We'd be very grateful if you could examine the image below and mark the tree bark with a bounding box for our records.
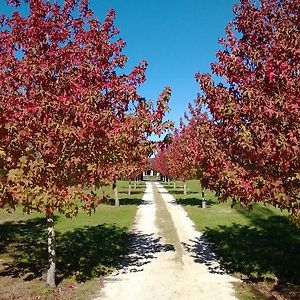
[183,181,187,196]
[173,180,176,189]
[113,180,119,206]
[46,210,56,288]
[128,180,131,195]
[200,184,205,202]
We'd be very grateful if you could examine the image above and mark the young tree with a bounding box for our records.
[0,0,170,287]
[99,88,171,204]
[165,123,198,194]
[152,148,171,181]
[195,0,300,222]
[153,109,213,196]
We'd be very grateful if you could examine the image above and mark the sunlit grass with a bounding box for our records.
[163,179,300,299]
[0,180,146,231]
[161,179,288,231]
[0,180,146,299]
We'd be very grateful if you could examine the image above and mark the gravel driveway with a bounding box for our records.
[94,182,238,300]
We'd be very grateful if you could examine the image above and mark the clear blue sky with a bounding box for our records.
[90,0,237,129]
[1,0,237,129]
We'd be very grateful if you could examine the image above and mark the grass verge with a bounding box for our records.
[0,180,146,300]
[162,180,300,300]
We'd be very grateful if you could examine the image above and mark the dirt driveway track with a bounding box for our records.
[94,182,238,300]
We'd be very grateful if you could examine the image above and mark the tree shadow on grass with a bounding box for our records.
[0,217,48,279]
[0,218,130,282]
[0,217,174,284]
[203,215,300,296]
[119,198,144,205]
[56,224,132,282]
[175,197,216,207]
[104,197,144,206]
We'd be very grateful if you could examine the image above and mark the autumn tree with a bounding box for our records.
[194,0,300,222]
[99,88,171,204]
[0,0,170,287]
[166,123,199,193]
[153,109,212,196]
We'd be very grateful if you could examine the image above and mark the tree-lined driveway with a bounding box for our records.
[94,182,238,300]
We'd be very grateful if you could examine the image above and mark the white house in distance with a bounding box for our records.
[142,158,160,178]
[143,169,160,177]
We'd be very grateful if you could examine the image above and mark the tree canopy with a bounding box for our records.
[154,0,300,223]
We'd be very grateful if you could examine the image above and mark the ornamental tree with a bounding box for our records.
[185,104,237,201]
[153,107,214,196]
[0,0,170,287]
[152,148,171,181]
[99,87,172,204]
[195,0,300,222]
[152,133,174,182]
[164,123,198,193]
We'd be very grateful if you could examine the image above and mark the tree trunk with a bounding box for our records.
[134,179,137,189]
[113,180,119,206]
[173,180,176,189]
[46,210,56,288]
[183,181,187,196]
[128,180,131,195]
[200,184,205,202]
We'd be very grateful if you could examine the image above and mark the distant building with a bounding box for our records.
[142,157,160,178]
[143,169,159,177]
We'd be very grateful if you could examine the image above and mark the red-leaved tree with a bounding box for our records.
[164,123,198,193]
[0,0,171,287]
[194,0,300,222]
[100,88,172,204]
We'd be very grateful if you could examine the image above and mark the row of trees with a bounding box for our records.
[0,0,171,287]
[154,0,300,223]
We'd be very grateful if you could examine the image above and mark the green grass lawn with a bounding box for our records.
[161,179,289,230]
[0,180,146,300]
[162,180,300,300]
